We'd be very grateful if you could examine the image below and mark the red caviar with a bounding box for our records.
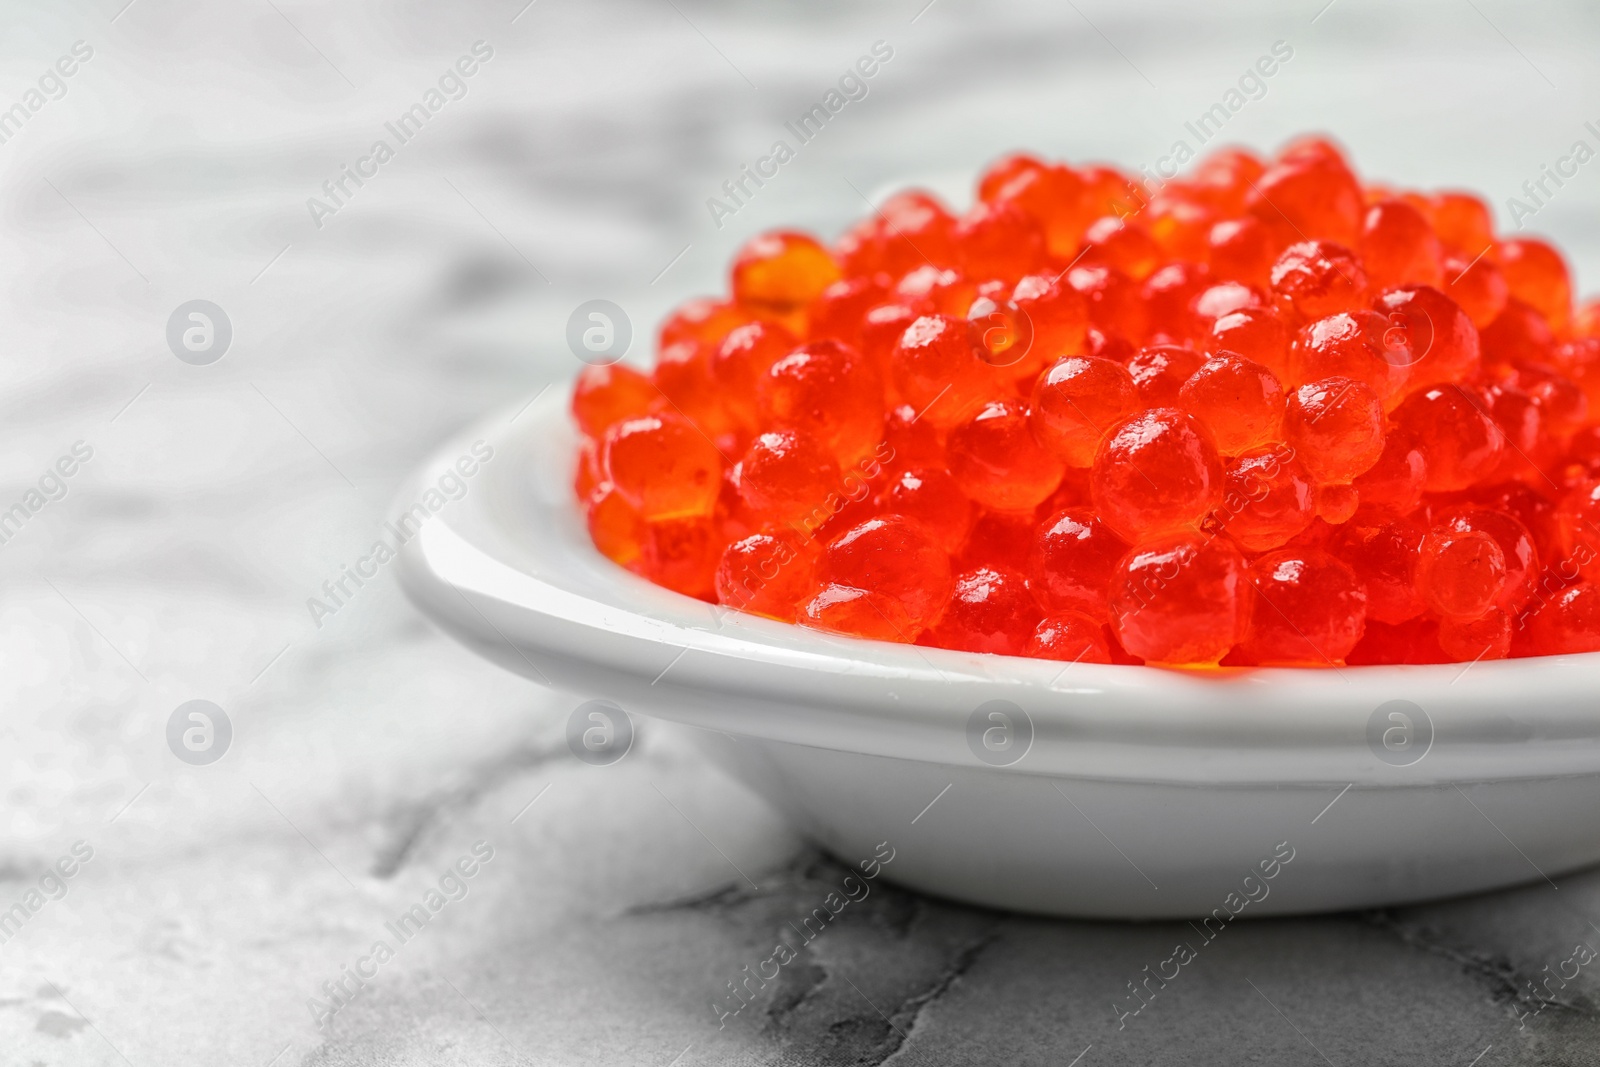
[571,137,1600,663]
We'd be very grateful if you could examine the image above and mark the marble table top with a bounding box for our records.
[4,0,1600,1063]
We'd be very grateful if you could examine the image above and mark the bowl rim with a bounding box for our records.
[397,388,1600,786]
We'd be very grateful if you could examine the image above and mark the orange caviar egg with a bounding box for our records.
[1271,240,1369,322]
[1350,429,1426,520]
[954,200,1046,284]
[653,339,739,442]
[982,158,1090,257]
[1441,252,1510,329]
[801,584,915,641]
[1360,199,1443,291]
[1028,611,1113,663]
[1143,262,1212,341]
[640,515,719,599]
[603,414,722,520]
[1218,445,1315,552]
[1436,507,1539,612]
[1314,483,1360,525]
[1290,310,1411,404]
[947,399,1064,511]
[1283,377,1385,482]
[1373,285,1482,390]
[1081,216,1163,280]
[732,231,841,313]
[1190,281,1264,330]
[1069,264,1147,344]
[713,321,797,421]
[1575,297,1600,339]
[1417,525,1506,618]
[1030,507,1129,616]
[837,190,959,278]
[1127,344,1204,406]
[659,297,746,349]
[1029,355,1140,467]
[1242,549,1367,665]
[1010,272,1089,372]
[1439,608,1512,661]
[571,362,656,438]
[966,294,1037,376]
[1428,191,1494,254]
[1519,582,1600,655]
[1178,354,1285,454]
[1248,153,1364,248]
[1208,216,1277,289]
[586,483,645,566]
[736,429,841,527]
[890,313,991,429]
[807,277,886,351]
[1329,520,1426,624]
[877,466,973,551]
[894,265,975,316]
[715,530,817,621]
[1145,193,1216,264]
[757,340,884,464]
[1208,306,1291,380]
[1390,386,1505,492]
[922,566,1041,655]
[1495,237,1571,333]
[817,516,952,632]
[1110,533,1249,666]
[1091,408,1223,542]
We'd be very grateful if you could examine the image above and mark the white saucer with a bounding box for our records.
[397,388,1600,918]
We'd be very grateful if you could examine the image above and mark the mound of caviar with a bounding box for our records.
[572,136,1600,666]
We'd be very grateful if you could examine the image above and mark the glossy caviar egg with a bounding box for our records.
[1208,306,1291,381]
[1109,533,1249,666]
[1290,311,1411,406]
[890,314,991,429]
[1030,507,1130,615]
[1029,356,1140,467]
[1417,525,1506,619]
[1248,154,1364,248]
[736,429,841,525]
[732,230,841,312]
[817,516,952,632]
[1328,519,1426,624]
[1127,344,1204,406]
[1495,238,1571,333]
[1242,549,1368,665]
[922,566,1042,655]
[603,414,723,520]
[715,530,818,621]
[948,399,1065,511]
[713,320,797,424]
[1217,445,1315,552]
[571,362,657,438]
[1389,386,1505,492]
[1178,354,1285,454]
[1028,611,1113,664]
[1270,240,1369,322]
[1283,377,1385,483]
[1091,408,1224,543]
[954,200,1046,284]
[876,466,973,551]
[1360,199,1443,291]
[757,339,884,465]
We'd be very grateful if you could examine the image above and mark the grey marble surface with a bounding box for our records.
[5,0,1600,1063]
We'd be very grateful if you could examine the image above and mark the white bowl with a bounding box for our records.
[398,389,1600,919]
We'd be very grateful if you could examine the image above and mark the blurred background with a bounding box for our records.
[5,1,1600,1063]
